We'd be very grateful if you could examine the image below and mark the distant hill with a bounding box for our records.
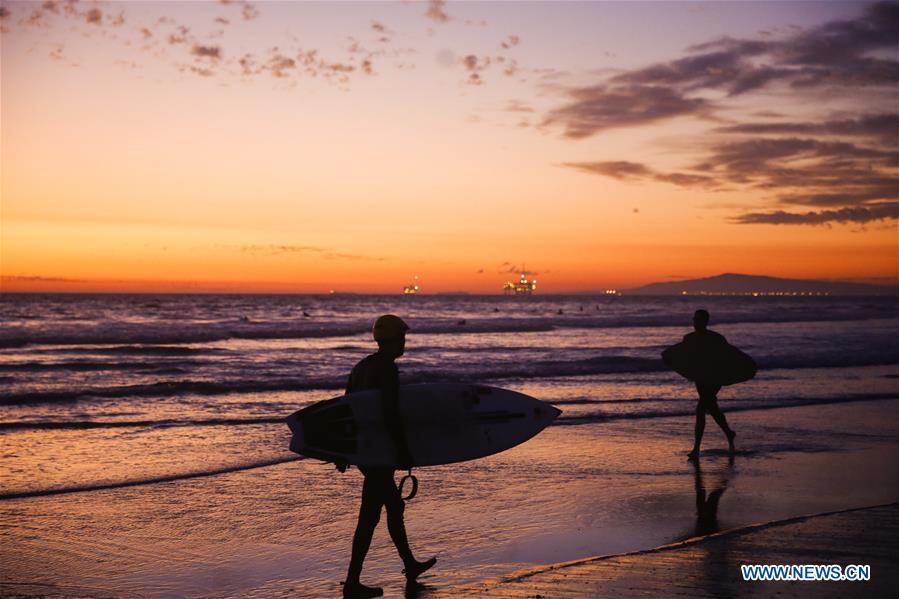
[627,273,898,296]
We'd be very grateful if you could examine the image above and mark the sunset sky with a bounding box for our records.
[1,0,897,293]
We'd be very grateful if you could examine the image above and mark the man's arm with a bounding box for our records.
[381,365,413,469]
[345,373,354,395]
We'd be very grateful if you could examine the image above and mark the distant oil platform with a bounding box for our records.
[403,275,420,295]
[503,269,537,295]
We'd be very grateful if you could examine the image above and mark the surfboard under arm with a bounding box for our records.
[286,383,561,468]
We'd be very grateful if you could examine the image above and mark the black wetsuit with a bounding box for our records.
[682,329,728,407]
[344,351,414,582]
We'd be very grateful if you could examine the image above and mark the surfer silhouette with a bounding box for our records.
[682,310,737,460]
[340,314,436,599]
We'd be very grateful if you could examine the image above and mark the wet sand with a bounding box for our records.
[435,502,899,598]
[2,398,897,597]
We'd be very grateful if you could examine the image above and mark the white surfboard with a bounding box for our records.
[286,383,561,468]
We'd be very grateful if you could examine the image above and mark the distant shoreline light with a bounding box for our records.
[679,291,832,297]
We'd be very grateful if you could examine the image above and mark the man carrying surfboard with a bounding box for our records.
[673,310,737,460]
[340,314,436,599]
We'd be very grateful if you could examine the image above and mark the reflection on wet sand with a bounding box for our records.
[693,457,736,599]
[692,456,734,539]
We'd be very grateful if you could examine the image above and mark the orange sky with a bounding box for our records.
[1,1,897,293]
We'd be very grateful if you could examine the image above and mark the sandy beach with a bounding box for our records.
[3,394,897,598]
[437,502,899,598]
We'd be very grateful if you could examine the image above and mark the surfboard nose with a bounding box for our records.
[534,402,562,423]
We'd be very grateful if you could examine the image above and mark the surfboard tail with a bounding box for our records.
[286,413,305,454]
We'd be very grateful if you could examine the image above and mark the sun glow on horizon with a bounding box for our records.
[1,1,896,293]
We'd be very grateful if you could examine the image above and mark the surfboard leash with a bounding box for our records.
[399,469,418,501]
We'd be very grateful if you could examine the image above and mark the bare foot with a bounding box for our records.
[404,557,437,582]
[342,581,383,599]
[727,430,737,453]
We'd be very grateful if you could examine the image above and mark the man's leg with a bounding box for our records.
[381,473,437,581]
[345,470,386,597]
[381,476,414,565]
[704,388,736,452]
[689,400,706,459]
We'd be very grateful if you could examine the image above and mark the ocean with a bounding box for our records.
[2,293,898,597]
